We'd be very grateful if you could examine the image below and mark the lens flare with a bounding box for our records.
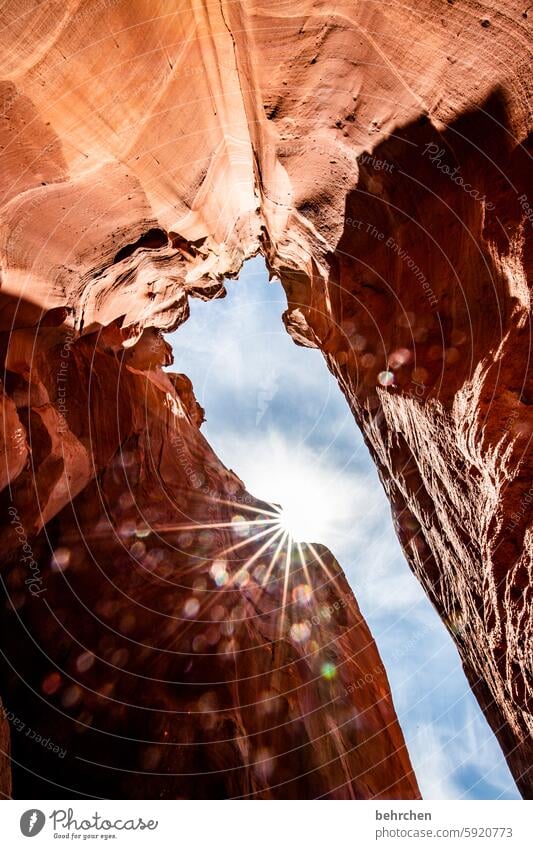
[321,661,337,680]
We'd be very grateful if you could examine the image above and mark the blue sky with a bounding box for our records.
[166,256,519,800]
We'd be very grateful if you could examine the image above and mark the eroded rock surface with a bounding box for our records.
[0,309,418,798]
[0,0,531,796]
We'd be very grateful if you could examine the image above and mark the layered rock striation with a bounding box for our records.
[0,0,531,797]
[0,306,418,798]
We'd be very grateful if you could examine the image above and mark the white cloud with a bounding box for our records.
[408,722,461,799]
[166,257,520,800]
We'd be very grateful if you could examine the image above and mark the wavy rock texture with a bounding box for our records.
[0,0,531,797]
[0,310,418,799]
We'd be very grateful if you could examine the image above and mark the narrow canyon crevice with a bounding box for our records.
[0,0,531,798]
[0,290,419,799]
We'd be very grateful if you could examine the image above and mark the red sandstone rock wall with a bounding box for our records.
[0,0,531,797]
[0,310,418,798]
[0,700,11,798]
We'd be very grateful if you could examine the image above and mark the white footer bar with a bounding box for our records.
[2,800,531,848]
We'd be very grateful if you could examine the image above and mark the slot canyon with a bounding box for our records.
[0,0,531,799]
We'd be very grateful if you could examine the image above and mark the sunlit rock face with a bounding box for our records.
[0,310,418,799]
[0,0,531,797]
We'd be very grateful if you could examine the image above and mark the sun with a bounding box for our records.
[209,432,357,548]
[273,492,329,543]
[239,435,343,544]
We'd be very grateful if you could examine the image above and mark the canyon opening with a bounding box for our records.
[166,256,519,799]
[0,0,531,818]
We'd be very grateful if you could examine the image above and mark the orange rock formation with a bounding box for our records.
[0,308,419,798]
[0,0,531,797]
